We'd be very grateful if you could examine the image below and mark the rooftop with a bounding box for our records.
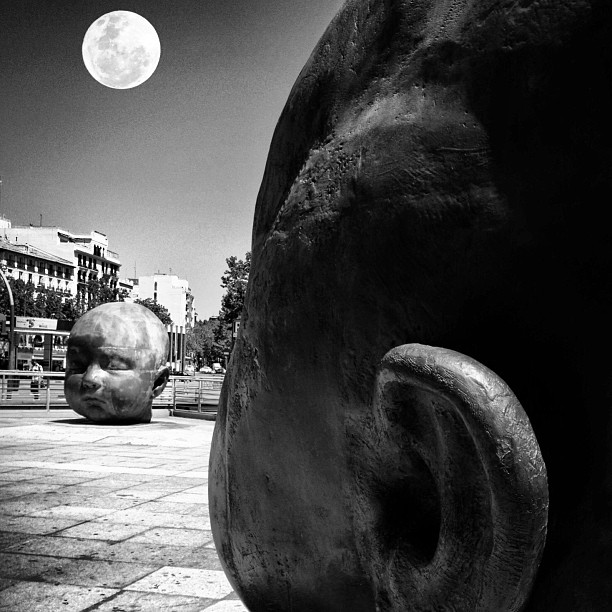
[0,239,74,267]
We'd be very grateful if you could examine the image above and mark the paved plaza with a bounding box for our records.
[0,409,248,611]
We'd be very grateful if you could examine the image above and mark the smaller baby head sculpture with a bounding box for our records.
[65,302,169,423]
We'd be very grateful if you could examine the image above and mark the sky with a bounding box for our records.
[0,0,345,319]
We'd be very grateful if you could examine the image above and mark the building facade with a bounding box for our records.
[1,224,121,303]
[0,239,76,370]
[1,220,123,370]
[132,273,195,330]
[0,239,75,296]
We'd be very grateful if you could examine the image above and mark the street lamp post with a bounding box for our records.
[0,259,16,369]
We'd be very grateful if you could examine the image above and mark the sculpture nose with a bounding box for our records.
[82,363,104,390]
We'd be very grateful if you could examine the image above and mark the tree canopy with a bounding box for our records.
[184,251,250,369]
[0,277,129,324]
[1,279,79,321]
[186,318,231,368]
[219,252,251,325]
[134,298,173,326]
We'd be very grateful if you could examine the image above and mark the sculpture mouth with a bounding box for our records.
[81,396,108,409]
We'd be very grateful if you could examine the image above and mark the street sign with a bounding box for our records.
[15,316,58,331]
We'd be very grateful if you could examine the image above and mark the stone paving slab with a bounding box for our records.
[128,526,213,547]
[89,589,216,612]
[125,566,238,600]
[136,500,208,516]
[0,411,248,611]
[7,534,121,560]
[0,515,80,535]
[0,532,31,550]
[205,602,250,612]
[0,582,119,612]
[94,507,209,530]
[163,491,209,504]
[54,521,151,542]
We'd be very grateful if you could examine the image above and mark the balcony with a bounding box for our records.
[105,249,120,264]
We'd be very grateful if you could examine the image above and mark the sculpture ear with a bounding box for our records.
[152,365,170,398]
[359,344,548,611]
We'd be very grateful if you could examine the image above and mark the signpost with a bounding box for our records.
[0,260,16,369]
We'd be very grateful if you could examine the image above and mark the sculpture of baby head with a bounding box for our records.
[210,0,612,610]
[65,302,169,424]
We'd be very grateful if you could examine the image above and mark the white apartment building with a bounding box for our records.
[0,239,75,294]
[1,223,121,302]
[133,274,195,330]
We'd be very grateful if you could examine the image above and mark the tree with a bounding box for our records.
[33,289,47,317]
[134,298,173,326]
[60,296,82,322]
[186,319,216,368]
[12,279,36,317]
[0,278,14,316]
[196,251,251,365]
[0,279,41,317]
[185,317,233,368]
[116,287,130,302]
[212,318,233,360]
[86,278,118,310]
[44,288,64,320]
[219,252,251,325]
[0,276,128,325]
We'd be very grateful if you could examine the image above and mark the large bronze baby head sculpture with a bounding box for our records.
[65,302,169,424]
[210,0,612,610]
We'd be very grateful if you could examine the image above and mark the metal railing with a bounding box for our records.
[0,371,65,410]
[0,371,224,412]
[158,374,225,415]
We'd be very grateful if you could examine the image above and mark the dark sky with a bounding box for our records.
[0,0,344,317]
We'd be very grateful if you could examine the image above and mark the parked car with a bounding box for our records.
[199,366,214,374]
[212,363,226,374]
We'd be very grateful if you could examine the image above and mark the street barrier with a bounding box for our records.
[0,371,224,413]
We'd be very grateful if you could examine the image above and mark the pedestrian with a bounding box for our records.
[30,360,43,401]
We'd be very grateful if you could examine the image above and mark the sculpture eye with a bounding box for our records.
[104,355,132,370]
[66,348,87,374]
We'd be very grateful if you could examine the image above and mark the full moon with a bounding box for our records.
[82,11,161,89]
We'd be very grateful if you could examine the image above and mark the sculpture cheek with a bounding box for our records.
[108,373,154,414]
[64,373,83,397]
